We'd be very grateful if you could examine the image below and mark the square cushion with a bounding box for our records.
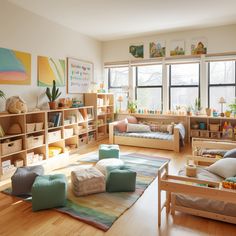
[106,166,136,192]
[11,165,44,196]
[71,167,105,196]
[126,123,151,133]
[32,174,67,211]
[207,158,236,178]
[99,144,120,160]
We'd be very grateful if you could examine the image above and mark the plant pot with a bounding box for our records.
[48,101,57,110]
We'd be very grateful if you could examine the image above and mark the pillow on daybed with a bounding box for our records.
[126,116,138,124]
[207,158,236,178]
[223,148,236,158]
[115,119,128,133]
[126,123,151,133]
[149,123,174,134]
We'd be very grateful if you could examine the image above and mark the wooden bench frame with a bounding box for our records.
[158,162,236,227]
[109,122,180,152]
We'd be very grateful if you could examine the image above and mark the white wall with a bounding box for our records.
[103,24,236,62]
[0,1,102,111]
[102,25,236,111]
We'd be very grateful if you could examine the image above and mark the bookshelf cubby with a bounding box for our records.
[84,93,114,140]
[0,106,95,180]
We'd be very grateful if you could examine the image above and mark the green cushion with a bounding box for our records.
[99,144,120,160]
[32,174,67,211]
[106,167,136,192]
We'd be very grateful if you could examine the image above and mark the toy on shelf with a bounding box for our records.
[222,177,236,190]
[222,122,233,139]
[6,96,28,114]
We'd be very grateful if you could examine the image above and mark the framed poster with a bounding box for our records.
[67,57,93,93]
[191,37,207,55]
[129,44,144,59]
[170,40,185,56]
[38,56,65,87]
[0,47,31,85]
[149,41,166,58]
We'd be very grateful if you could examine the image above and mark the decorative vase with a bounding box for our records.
[48,101,57,110]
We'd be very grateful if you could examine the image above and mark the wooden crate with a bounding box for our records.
[210,132,221,139]
[1,139,22,156]
[26,135,44,149]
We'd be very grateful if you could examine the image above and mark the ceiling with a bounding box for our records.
[8,0,236,41]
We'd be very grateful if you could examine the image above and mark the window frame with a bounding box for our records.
[135,65,163,110]
[107,66,129,89]
[169,63,200,109]
[208,61,236,108]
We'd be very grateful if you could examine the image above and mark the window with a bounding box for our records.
[169,63,200,109]
[208,61,236,111]
[135,65,162,110]
[107,67,129,111]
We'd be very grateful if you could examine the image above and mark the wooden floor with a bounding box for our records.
[0,142,236,236]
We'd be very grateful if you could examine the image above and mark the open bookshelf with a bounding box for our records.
[84,93,114,140]
[0,106,95,180]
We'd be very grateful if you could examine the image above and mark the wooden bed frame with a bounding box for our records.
[158,161,236,226]
[109,122,180,152]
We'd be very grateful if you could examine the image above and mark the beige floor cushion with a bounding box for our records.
[95,158,124,176]
[71,167,105,196]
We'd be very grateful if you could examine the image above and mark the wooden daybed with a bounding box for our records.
[109,121,181,152]
[158,139,236,226]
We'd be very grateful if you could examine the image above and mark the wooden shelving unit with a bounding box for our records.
[84,93,114,141]
[188,115,236,142]
[0,106,95,180]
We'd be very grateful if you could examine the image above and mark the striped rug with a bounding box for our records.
[56,153,169,231]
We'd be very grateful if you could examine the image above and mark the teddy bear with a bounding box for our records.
[6,96,28,114]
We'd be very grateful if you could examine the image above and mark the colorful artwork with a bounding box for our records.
[149,41,166,58]
[0,47,31,85]
[67,58,93,93]
[170,40,185,56]
[129,44,144,58]
[38,56,65,87]
[191,38,207,55]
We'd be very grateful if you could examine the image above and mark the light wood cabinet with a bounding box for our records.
[84,93,114,140]
[0,106,95,180]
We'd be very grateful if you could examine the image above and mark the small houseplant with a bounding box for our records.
[194,98,201,115]
[46,80,61,110]
[229,99,236,117]
[127,101,137,113]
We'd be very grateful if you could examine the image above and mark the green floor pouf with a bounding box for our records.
[99,144,120,160]
[32,174,67,211]
[106,166,137,192]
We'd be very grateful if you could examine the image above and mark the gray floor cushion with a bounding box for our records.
[11,165,44,196]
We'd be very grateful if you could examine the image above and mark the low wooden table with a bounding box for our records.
[158,162,236,226]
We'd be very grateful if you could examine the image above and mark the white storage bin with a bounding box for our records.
[48,130,62,143]
[26,135,44,149]
[64,128,74,138]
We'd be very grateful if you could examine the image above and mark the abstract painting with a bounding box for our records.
[170,40,185,56]
[0,47,31,85]
[191,38,207,55]
[67,57,93,93]
[149,41,166,58]
[38,56,65,87]
[129,44,144,58]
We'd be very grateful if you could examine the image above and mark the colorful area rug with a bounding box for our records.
[5,153,169,232]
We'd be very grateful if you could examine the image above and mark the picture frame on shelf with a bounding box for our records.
[67,57,93,94]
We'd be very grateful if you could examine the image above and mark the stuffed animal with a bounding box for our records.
[6,96,28,114]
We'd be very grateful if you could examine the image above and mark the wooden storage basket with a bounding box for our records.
[209,124,220,132]
[26,135,44,149]
[1,139,22,156]
[48,130,62,143]
[26,123,35,133]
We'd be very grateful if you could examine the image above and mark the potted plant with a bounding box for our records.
[194,98,201,115]
[229,99,236,117]
[127,101,137,113]
[46,80,61,110]
[186,105,192,116]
